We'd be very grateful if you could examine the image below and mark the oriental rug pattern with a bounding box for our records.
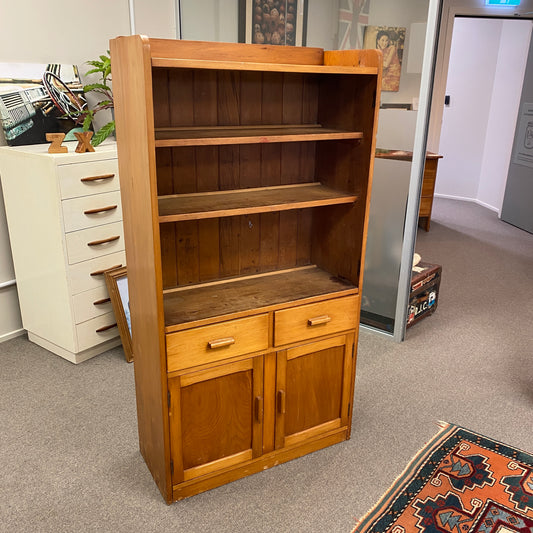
[352,422,533,533]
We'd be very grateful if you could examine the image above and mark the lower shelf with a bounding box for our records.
[163,265,357,332]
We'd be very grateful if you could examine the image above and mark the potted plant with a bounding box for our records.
[77,51,115,146]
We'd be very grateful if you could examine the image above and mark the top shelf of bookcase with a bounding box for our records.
[151,57,379,75]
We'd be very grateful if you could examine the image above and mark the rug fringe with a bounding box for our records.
[351,421,454,533]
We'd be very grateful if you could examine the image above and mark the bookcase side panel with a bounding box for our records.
[110,35,171,502]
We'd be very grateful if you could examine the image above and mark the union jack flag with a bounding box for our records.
[337,0,371,50]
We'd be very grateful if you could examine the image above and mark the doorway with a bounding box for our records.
[435,16,532,213]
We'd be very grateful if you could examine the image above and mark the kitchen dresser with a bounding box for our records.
[110,35,381,502]
[0,141,125,363]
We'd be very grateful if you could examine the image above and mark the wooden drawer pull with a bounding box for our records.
[308,315,332,327]
[80,173,115,183]
[93,297,111,306]
[277,390,286,414]
[207,337,235,349]
[255,396,263,423]
[96,323,117,333]
[87,235,120,247]
[84,205,118,215]
[90,264,122,276]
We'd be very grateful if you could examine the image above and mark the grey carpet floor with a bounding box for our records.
[1,197,532,532]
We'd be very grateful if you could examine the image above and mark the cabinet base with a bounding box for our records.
[170,427,348,502]
[27,332,122,364]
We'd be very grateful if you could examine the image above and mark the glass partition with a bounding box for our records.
[179,0,441,340]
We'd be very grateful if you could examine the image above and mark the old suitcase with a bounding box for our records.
[407,261,441,328]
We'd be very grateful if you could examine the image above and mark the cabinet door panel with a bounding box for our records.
[169,357,263,483]
[275,335,353,449]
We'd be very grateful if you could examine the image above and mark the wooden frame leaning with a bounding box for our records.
[104,266,133,363]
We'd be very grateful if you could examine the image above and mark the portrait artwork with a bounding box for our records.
[363,25,406,92]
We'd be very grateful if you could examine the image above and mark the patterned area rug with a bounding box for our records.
[353,422,533,532]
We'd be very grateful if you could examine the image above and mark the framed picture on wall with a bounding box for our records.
[238,0,308,46]
[104,266,133,363]
[0,63,89,146]
[363,25,406,92]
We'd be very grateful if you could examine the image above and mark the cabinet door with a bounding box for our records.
[275,334,354,449]
[169,356,264,484]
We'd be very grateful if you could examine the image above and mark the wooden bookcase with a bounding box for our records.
[110,36,381,502]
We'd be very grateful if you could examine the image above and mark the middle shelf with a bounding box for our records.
[154,124,364,147]
[158,182,358,223]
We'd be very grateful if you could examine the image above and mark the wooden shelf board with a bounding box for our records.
[152,57,378,75]
[158,183,357,223]
[154,124,363,147]
[163,266,358,332]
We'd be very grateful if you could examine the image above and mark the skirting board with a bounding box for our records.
[433,194,500,215]
[0,328,25,343]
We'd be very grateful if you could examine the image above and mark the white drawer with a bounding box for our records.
[72,285,114,324]
[62,191,123,232]
[76,312,119,351]
[65,221,124,265]
[58,159,120,200]
[68,251,126,294]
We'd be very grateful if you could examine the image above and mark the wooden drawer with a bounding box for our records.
[166,314,269,373]
[68,251,126,294]
[62,190,123,232]
[76,312,119,351]
[72,285,114,324]
[65,221,124,265]
[419,197,433,217]
[58,159,120,200]
[274,295,358,346]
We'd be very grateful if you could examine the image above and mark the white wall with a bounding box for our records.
[478,19,532,211]
[0,1,135,341]
[435,18,531,212]
[369,0,430,106]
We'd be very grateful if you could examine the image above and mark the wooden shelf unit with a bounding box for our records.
[110,36,381,502]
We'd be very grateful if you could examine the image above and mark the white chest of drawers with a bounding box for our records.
[0,141,125,363]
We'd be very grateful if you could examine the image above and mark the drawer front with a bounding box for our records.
[68,251,126,294]
[72,285,114,324]
[419,197,433,217]
[166,314,269,373]
[65,221,124,265]
[62,191,123,232]
[76,312,119,352]
[58,159,120,200]
[274,295,358,346]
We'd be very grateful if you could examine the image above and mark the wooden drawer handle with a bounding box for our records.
[96,323,117,333]
[87,235,120,247]
[277,390,286,414]
[308,315,332,327]
[80,173,115,183]
[84,205,118,215]
[255,396,263,423]
[90,264,122,276]
[93,297,111,306]
[207,337,235,349]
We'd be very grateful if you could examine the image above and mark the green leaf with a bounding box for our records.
[100,55,110,63]
[83,83,111,93]
[86,60,104,69]
[85,67,104,76]
[91,121,115,147]
[82,113,93,131]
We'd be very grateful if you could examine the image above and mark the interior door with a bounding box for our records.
[501,33,533,235]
